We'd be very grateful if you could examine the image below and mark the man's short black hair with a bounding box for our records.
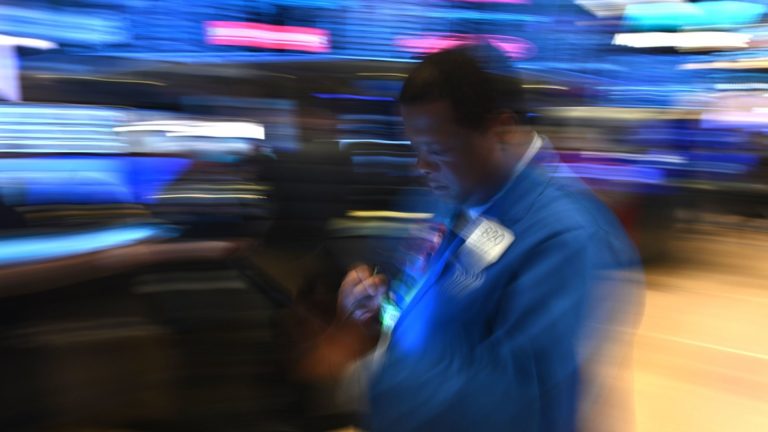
[399,43,528,130]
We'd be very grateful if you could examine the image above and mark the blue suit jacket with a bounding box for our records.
[369,157,641,432]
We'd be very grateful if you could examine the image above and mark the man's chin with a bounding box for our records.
[429,184,451,195]
[429,186,461,204]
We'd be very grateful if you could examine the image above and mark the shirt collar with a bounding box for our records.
[465,132,543,220]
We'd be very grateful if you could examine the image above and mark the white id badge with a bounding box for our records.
[458,217,515,272]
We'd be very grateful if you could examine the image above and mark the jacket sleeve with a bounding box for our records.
[370,227,605,432]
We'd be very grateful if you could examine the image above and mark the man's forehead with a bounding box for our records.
[401,100,454,128]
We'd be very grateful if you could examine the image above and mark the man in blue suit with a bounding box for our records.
[305,45,643,431]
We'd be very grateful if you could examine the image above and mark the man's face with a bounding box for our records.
[402,100,498,204]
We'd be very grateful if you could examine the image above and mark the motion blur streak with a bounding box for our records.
[0,0,765,431]
[345,211,434,219]
[0,34,58,50]
[0,224,176,266]
[36,75,166,86]
[153,194,266,200]
[612,32,752,49]
[205,21,332,53]
[115,120,266,139]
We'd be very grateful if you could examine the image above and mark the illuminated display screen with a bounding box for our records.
[1,0,564,63]
[0,156,192,205]
[205,21,331,53]
[395,33,536,60]
[2,2,622,102]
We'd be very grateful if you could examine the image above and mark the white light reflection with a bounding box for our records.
[153,194,266,200]
[346,210,434,219]
[115,121,265,140]
[613,32,751,49]
[0,34,58,50]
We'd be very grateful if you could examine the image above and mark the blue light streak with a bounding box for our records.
[0,157,191,204]
[624,1,766,31]
[0,224,179,267]
[312,93,395,101]
[548,163,666,184]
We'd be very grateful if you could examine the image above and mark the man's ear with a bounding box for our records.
[495,110,521,128]
[490,110,521,143]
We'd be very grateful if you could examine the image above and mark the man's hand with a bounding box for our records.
[338,263,388,324]
[295,263,387,380]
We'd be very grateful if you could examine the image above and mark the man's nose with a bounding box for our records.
[416,156,437,176]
